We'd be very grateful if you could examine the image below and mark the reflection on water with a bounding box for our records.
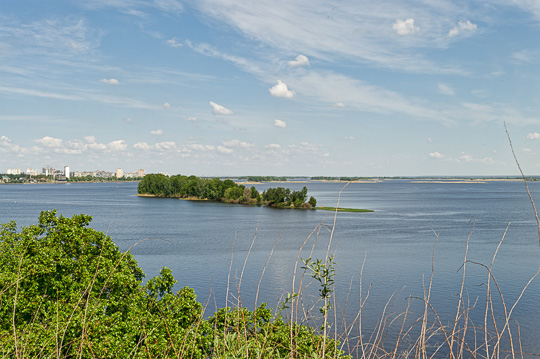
[1,180,539,354]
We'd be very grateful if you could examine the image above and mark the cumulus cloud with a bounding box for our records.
[35,136,63,148]
[223,139,254,148]
[100,78,119,85]
[527,132,540,139]
[150,129,164,135]
[438,83,455,96]
[448,20,477,38]
[84,136,97,143]
[333,102,346,108]
[184,117,198,122]
[393,18,420,35]
[108,140,127,151]
[163,102,171,109]
[217,145,234,154]
[269,80,295,98]
[134,142,151,150]
[429,152,444,159]
[288,54,310,67]
[266,144,281,149]
[166,38,183,47]
[210,101,233,115]
[274,119,287,128]
[154,141,176,151]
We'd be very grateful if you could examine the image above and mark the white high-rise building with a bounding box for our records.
[116,168,124,178]
[64,166,70,179]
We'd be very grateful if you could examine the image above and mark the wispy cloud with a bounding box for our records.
[210,101,233,115]
[448,20,477,38]
[438,83,455,96]
[195,0,469,74]
[100,78,119,85]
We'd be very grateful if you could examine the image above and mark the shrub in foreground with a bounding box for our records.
[0,210,348,358]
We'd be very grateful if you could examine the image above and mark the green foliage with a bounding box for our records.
[138,174,317,209]
[0,211,348,358]
[246,176,288,182]
[309,196,317,208]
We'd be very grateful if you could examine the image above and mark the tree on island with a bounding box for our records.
[138,174,315,209]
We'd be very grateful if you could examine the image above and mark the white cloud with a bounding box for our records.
[150,129,164,135]
[162,102,171,109]
[222,139,254,148]
[448,20,477,38]
[269,80,295,98]
[512,49,534,63]
[210,101,233,115]
[100,78,119,85]
[429,152,444,159]
[438,83,455,96]
[527,132,540,139]
[84,136,97,143]
[333,102,346,108]
[134,142,151,150]
[274,119,287,128]
[393,18,420,35]
[288,54,310,67]
[154,141,177,151]
[124,117,132,123]
[166,38,183,47]
[108,140,127,151]
[184,117,198,122]
[344,136,355,140]
[266,144,281,149]
[427,137,433,143]
[35,136,63,148]
[217,145,234,154]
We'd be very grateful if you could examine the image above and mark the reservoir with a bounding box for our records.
[1,180,539,355]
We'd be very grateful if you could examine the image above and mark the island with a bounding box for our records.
[137,173,318,209]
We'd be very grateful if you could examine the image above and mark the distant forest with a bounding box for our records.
[137,174,317,208]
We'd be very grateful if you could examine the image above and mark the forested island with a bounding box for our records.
[137,173,317,209]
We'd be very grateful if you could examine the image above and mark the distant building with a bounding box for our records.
[26,168,39,176]
[64,166,70,179]
[7,168,21,175]
[138,169,145,177]
[42,166,52,176]
[116,168,124,178]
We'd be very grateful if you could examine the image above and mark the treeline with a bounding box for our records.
[68,176,144,182]
[137,174,317,208]
[245,176,288,182]
[311,176,373,181]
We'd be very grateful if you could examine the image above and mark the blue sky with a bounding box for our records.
[1,0,540,176]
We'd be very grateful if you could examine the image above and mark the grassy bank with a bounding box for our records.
[316,206,374,212]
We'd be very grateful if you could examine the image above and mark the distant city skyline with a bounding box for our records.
[1,1,540,176]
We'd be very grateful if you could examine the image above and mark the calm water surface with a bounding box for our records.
[1,180,539,354]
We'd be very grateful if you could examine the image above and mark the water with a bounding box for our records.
[1,180,540,355]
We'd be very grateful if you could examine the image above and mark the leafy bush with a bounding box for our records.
[0,211,348,358]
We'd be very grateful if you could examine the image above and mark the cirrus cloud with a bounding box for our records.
[448,20,477,38]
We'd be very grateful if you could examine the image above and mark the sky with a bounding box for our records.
[1,0,540,177]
